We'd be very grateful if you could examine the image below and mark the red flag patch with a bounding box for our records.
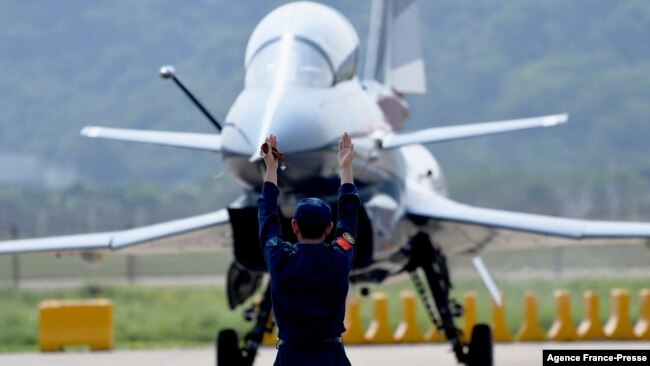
[336,236,353,251]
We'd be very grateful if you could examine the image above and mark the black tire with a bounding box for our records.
[217,329,243,366]
[467,324,493,366]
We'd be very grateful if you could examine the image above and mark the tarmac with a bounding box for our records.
[1,342,648,366]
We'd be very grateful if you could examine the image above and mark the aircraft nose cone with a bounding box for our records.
[224,87,333,159]
[250,101,324,161]
[255,89,329,156]
[266,110,324,151]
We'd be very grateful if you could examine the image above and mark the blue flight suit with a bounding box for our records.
[258,181,360,366]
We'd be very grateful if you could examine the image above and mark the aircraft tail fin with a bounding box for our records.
[363,0,426,94]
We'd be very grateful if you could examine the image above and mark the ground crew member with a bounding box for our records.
[258,132,360,366]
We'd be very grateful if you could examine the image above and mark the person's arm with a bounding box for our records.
[336,132,361,236]
[263,135,279,186]
[334,133,360,267]
[336,132,358,236]
[258,135,282,250]
[334,183,360,270]
[258,181,281,248]
[338,132,354,185]
[335,184,360,239]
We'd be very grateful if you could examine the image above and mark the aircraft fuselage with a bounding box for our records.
[222,81,449,274]
[213,2,451,276]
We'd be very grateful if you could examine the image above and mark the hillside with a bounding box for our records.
[0,0,649,238]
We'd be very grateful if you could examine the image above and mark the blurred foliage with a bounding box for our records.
[0,1,649,237]
[0,174,240,239]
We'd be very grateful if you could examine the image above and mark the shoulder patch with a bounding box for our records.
[265,237,280,247]
[342,232,355,245]
[336,234,354,251]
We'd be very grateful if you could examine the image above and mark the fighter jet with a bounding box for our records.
[2,1,650,365]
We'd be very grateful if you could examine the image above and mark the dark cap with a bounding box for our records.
[294,198,332,226]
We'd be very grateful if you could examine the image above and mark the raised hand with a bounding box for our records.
[338,132,354,185]
[262,134,279,171]
[338,132,354,168]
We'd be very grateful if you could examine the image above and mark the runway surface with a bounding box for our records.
[1,342,648,366]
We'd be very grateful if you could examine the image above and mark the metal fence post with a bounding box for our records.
[10,223,20,288]
[553,247,563,277]
[126,255,136,284]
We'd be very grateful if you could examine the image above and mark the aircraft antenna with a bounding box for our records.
[159,65,223,132]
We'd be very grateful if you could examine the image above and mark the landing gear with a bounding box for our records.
[217,329,243,366]
[403,232,493,366]
[216,283,274,366]
[468,324,493,366]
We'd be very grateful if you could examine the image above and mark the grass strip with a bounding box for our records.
[0,276,648,352]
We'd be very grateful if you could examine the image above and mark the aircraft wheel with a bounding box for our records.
[217,329,243,366]
[467,324,493,366]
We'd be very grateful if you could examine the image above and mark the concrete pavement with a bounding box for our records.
[1,342,648,366]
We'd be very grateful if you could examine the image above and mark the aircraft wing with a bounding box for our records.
[81,126,222,152]
[381,114,568,149]
[0,209,229,255]
[406,178,650,255]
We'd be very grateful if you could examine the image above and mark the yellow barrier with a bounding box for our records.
[365,293,394,343]
[273,287,650,346]
[491,292,513,342]
[515,291,546,341]
[576,291,605,340]
[343,296,366,344]
[243,295,277,346]
[424,324,446,342]
[262,313,278,346]
[634,289,650,340]
[604,288,636,340]
[462,291,477,343]
[547,289,577,341]
[394,291,425,343]
[39,299,113,351]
